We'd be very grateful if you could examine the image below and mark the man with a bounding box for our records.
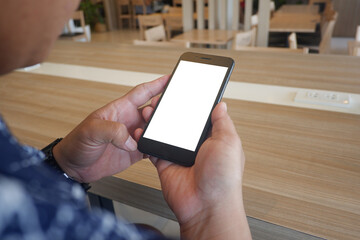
[0,0,251,239]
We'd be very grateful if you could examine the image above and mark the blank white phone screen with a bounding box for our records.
[143,60,228,151]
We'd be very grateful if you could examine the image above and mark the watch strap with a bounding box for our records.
[42,138,90,191]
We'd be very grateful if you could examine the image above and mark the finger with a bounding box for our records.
[133,128,152,158]
[134,128,148,159]
[136,95,160,121]
[153,158,175,173]
[134,128,143,142]
[151,95,161,108]
[90,119,138,152]
[142,106,154,122]
[212,102,245,169]
[134,128,172,170]
[149,156,160,166]
[134,128,161,162]
[126,75,170,108]
[141,95,161,123]
[212,101,228,122]
[211,102,238,141]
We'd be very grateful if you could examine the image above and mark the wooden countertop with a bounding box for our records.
[276,4,320,15]
[0,41,359,240]
[46,41,360,93]
[270,5,321,33]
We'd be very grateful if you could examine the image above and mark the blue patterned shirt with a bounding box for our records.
[0,116,169,240]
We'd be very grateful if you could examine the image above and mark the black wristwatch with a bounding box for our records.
[42,138,90,191]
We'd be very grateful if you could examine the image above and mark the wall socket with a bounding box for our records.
[294,90,351,108]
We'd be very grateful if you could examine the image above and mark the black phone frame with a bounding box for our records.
[138,52,235,167]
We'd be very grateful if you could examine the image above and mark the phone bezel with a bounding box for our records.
[138,52,235,167]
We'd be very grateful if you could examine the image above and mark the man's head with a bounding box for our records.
[0,0,80,75]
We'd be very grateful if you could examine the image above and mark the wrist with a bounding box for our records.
[43,139,90,190]
[180,195,251,240]
[52,140,83,183]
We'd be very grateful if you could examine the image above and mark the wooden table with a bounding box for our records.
[171,29,237,48]
[276,4,320,15]
[150,10,209,24]
[154,11,209,20]
[270,5,321,33]
[348,40,360,56]
[1,41,359,240]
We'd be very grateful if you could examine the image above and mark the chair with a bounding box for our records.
[144,24,167,41]
[164,15,183,39]
[66,11,90,42]
[173,0,182,7]
[304,12,337,54]
[168,7,182,14]
[297,11,337,54]
[132,0,148,27]
[288,32,297,49]
[132,0,147,15]
[270,1,276,17]
[309,0,330,4]
[117,0,133,29]
[233,28,257,49]
[138,14,164,40]
[348,25,360,56]
[356,25,360,42]
[251,14,259,27]
[238,14,258,47]
[318,12,338,54]
[288,32,309,54]
[348,41,360,56]
[309,0,331,13]
[322,1,335,24]
[233,13,258,49]
[296,2,332,46]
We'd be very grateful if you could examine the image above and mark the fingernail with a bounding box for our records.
[125,136,137,151]
[222,102,228,112]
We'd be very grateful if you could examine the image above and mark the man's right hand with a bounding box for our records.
[135,102,252,240]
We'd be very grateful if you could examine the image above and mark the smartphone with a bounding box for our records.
[138,52,234,167]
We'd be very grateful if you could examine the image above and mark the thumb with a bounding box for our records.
[211,102,238,140]
[88,118,138,152]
